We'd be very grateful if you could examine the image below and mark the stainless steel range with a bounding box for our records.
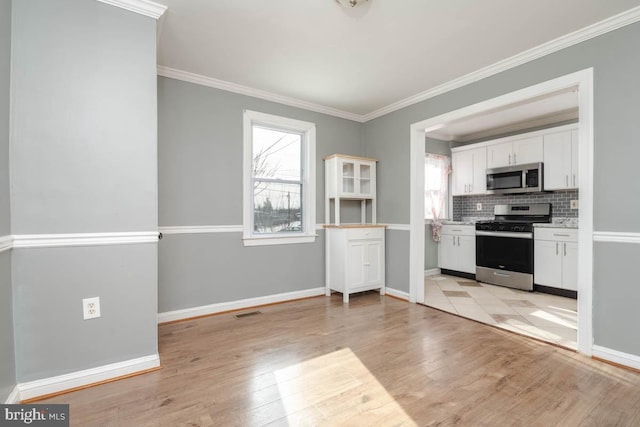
[475,203,552,291]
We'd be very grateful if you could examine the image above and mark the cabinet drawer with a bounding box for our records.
[534,228,578,242]
[441,225,475,237]
[346,227,385,240]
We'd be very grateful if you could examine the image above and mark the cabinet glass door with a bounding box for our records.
[359,163,371,195]
[342,161,355,194]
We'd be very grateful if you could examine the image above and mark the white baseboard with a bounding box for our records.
[592,345,640,370]
[385,287,410,301]
[158,287,326,323]
[4,386,20,404]
[424,268,441,277]
[17,354,160,401]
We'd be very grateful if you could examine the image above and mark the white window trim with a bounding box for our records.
[242,110,317,246]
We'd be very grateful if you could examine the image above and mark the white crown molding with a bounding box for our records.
[159,225,243,235]
[0,235,12,253]
[17,354,160,401]
[157,66,365,123]
[593,231,640,244]
[12,231,158,249]
[158,287,325,323]
[592,345,640,371]
[96,0,167,19]
[4,386,20,404]
[156,6,640,123]
[386,224,410,231]
[363,6,640,121]
[385,287,410,301]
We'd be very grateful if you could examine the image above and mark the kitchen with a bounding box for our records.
[422,89,581,349]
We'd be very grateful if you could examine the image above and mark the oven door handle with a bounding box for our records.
[475,231,533,239]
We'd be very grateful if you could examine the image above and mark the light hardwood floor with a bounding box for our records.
[39,292,640,426]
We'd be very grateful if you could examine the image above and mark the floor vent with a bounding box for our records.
[234,311,262,319]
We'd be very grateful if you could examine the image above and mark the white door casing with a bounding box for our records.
[410,68,594,356]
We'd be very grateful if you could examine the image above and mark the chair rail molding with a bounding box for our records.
[12,231,159,249]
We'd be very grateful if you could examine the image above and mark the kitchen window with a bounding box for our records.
[425,154,451,221]
[242,110,316,246]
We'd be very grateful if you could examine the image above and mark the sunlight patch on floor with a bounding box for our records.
[273,348,418,425]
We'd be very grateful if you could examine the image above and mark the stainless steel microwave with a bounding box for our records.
[486,162,543,194]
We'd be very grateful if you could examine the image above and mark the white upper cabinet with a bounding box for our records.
[543,128,579,190]
[487,136,543,168]
[571,129,579,188]
[451,146,487,196]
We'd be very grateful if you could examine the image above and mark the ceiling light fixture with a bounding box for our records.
[336,0,368,7]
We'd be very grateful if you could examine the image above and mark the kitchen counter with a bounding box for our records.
[441,217,491,225]
[440,220,475,226]
[534,218,578,229]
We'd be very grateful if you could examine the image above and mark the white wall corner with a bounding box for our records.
[0,235,13,253]
[424,268,441,277]
[17,354,160,401]
[4,386,20,404]
[385,287,410,301]
[158,287,326,324]
[592,345,640,371]
[96,0,167,19]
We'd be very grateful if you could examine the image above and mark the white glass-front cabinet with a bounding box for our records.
[325,154,377,225]
[534,227,578,291]
[324,154,384,303]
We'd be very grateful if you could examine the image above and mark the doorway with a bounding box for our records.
[408,69,594,355]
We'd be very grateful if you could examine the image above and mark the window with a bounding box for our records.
[424,154,451,221]
[243,110,316,246]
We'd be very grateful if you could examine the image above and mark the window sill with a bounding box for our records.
[242,234,318,247]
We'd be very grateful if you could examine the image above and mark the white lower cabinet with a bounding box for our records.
[326,226,385,303]
[534,228,578,291]
[438,225,476,274]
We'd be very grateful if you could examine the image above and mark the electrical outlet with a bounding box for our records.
[570,200,579,209]
[476,203,482,211]
[83,297,101,320]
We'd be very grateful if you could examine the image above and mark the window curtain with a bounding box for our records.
[425,154,451,242]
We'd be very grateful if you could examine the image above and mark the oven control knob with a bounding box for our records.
[513,226,524,232]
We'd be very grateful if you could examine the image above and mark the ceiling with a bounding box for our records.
[426,89,579,143]
[155,0,640,119]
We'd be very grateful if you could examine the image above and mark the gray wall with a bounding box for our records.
[10,0,158,234]
[12,245,158,382]
[0,251,14,401]
[0,0,10,236]
[364,21,640,355]
[158,76,364,312]
[0,0,15,402]
[10,0,159,382]
[424,137,452,269]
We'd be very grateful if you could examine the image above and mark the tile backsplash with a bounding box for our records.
[453,190,579,220]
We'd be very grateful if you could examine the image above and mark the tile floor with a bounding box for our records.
[424,275,578,349]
